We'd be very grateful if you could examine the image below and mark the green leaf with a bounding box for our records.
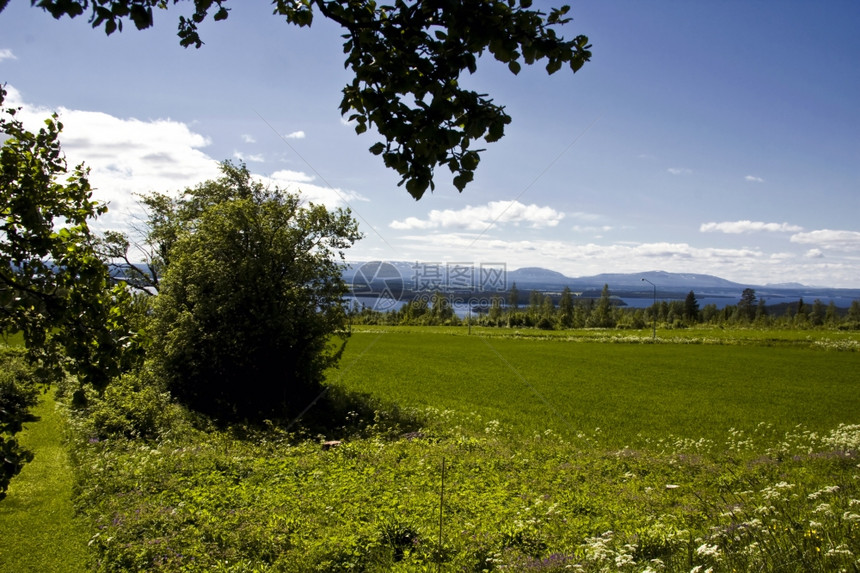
[508,60,521,75]
[405,177,428,200]
[461,151,480,171]
[452,171,473,191]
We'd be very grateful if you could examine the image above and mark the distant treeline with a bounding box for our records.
[348,285,860,330]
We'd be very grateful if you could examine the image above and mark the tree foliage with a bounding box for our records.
[736,288,757,323]
[147,162,361,419]
[29,0,591,199]
[0,86,141,391]
[683,290,699,322]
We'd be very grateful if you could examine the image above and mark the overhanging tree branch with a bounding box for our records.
[26,0,591,199]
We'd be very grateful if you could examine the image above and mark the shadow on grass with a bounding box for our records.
[214,384,427,445]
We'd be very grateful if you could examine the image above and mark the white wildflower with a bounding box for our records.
[825,544,854,559]
[808,485,840,500]
[696,543,721,560]
[761,481,794,500]
[812,503,833,516]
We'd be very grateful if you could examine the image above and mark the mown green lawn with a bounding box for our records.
[0,392,89,572]
[332,328,860,446]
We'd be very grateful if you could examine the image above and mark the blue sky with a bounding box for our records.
[2,1,859,286]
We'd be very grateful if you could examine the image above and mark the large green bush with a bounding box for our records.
[147,162,361,420]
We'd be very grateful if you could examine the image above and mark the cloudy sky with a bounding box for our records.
[2,1,859,286]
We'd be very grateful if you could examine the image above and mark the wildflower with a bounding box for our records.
[695,543,721,560]
[825,544,854,559]
[761,482,794,500]
[808,485,840,500]
[812,503,833,516]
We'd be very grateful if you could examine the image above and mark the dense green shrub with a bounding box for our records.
[145,163,361,420]
[74,371,179,441]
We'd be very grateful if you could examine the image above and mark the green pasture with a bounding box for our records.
[0,393,88,573]
[331,327,860,447]
[66,326,860,571]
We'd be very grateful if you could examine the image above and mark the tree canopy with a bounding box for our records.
[28,0,591,199]
[145,162,362,419]
[0,85,141,391]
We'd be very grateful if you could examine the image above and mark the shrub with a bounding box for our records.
[147,162,361,420]
[77,371,178,441]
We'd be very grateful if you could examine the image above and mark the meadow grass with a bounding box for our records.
[331,327,860,447]
[34,326,860,571]
[0,392,89,572]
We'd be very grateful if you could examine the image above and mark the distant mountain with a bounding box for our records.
[508,267,570,285]
[342,262,860,307]
[570,270,745,290]
[343,262,760,291]
[764,282,806,289]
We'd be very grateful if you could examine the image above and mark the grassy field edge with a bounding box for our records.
[0,391,89,572]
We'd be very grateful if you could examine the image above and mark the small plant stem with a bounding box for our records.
[438,456,445,572]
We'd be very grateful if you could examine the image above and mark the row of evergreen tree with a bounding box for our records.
[349,284,860,330]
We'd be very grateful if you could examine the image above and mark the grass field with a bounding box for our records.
[10,326,860,571]
[0,393,89,572]
[331,327,860,447]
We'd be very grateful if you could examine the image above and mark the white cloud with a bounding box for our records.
[569,211,603,222]
[268,169,315,184]
[4,85,364,233]
[340,117,357,127]
[571,225,613,234]
[241,134,256,143]
[367,230,859,286]
[233,151,265,163]
[745,175,765,182]
[0,49,16,62]
[390,200,564,231]
[284,130,305,139]
[667,167,692,175]
[700,220,803,234]
[790,229,860,251]
[3,87,221,232]
[352,220,860,285]
[264,169,367,208]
